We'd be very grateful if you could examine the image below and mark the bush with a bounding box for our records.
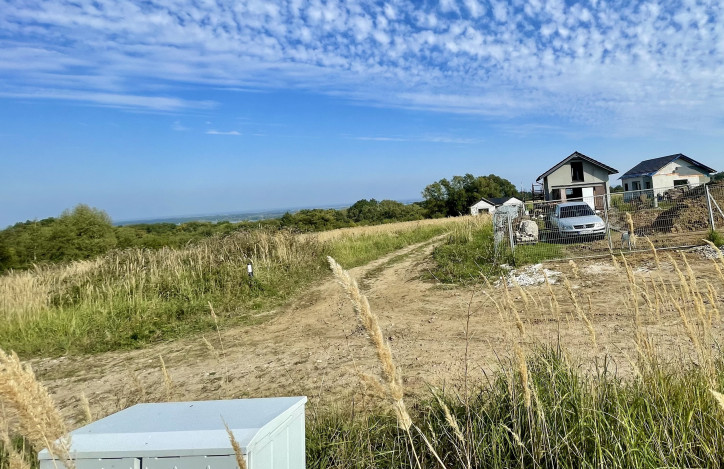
[707,229,724,247]
[430,217,564,283]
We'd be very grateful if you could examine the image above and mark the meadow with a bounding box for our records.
[308,247,724,468]
[3,216,724,468]
[0,218,457,357]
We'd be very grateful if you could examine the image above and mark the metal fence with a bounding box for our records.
[494,182,724,264]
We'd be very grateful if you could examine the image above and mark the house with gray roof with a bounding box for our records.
[620,153,716,199]
[536,151,618,210]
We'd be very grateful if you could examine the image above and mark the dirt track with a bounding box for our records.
[32,238,724,427]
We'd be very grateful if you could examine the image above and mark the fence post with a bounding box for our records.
[706,185,716,231]
[507,214,515,259]
[604,195,613,251]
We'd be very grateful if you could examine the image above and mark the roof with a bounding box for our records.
[489,196,522,205]
[471,197,495,207]
[620,153,717,179]
[536,151,618,182]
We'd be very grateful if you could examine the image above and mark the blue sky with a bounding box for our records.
[1,0,723,227]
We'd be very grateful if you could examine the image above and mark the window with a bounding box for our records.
[560,204,595,218]
[632,181,641,191]
[571,162,584,182]
[624,183,629,191]
[645,181,651,189]
[566,187,583,199]
[674,179,688,186]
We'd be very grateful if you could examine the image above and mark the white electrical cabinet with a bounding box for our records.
[39,397,307,469]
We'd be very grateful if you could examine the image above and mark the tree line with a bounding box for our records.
[0,173,519,272]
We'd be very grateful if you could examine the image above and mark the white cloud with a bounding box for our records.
[0,0,723,130]
[438,0,458,13]
[462,0,483,18]
[206,130,241,135]
[172,120,189,131]
[0,88,216,111]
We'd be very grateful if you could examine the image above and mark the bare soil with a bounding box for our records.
[31,239,724,427]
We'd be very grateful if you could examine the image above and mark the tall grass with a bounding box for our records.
[0,221,460,357]
[310,243,724,468]
[326,220,453,268]
[3,225,724,469]
[431,216,567,283]
[0,229,324,356]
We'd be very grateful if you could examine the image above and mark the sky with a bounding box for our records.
[1,0,723,227]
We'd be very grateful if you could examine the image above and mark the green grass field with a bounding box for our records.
[0,221,457,357]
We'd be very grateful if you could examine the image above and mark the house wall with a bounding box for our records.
[543,160,612,206]
[470,201,495,215]
[620,176,654,201]
[545,160,610,188]
[621,176,653,191]
[621,158,712,199]
[652,158,711,193]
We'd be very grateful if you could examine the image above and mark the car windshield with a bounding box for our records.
[560,205,595,218]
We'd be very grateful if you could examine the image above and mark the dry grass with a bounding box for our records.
[311,243,724,467]
[314,217,473,242]
[0,349,73,469]
[0,218,457,356]
[0,229,318,324]
[0,228,327,356]
[223,420,248,469]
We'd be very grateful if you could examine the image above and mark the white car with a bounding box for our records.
[548,202,606,239]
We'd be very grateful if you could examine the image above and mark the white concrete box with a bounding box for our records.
[39,397,307,469]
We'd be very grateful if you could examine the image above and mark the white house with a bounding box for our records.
[620,154,716,199]
[470,196,524,215]
[470,198,495,215]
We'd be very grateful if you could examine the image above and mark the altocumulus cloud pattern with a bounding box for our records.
[1,0,723,130]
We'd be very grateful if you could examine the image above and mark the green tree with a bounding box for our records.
[44,204,117,261]
[421,181,448,218]
[422,174,519,217]
[347,199,379,223]
[0,240,17,271]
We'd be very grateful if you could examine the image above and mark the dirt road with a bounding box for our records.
[32,239,724,427]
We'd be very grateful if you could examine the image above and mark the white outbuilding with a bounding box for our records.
[470,196,524,215]
[470,197,496,215]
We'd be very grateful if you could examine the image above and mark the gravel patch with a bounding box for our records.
[583,263,619,275]
[686,245,723,260]
[503,263,561,287]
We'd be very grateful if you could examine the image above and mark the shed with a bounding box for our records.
[470,196,524,215]
[470,198,496,215]
[39,397,307,469]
